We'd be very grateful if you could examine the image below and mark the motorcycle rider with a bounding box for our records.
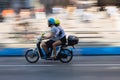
[42,18,66,59]
[52,19,66,59]
[42,18,60,58]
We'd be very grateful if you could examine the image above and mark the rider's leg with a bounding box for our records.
[52,40,62,59]
[42,40,55,58]
[42,42,49,55]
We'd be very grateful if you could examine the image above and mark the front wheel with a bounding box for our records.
[25,49,39,63]
[59,49,73,63]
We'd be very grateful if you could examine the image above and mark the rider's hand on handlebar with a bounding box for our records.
[41,33,45,36]
[41,32,47,39]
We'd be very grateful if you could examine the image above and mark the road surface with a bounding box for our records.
[0,56,120,80]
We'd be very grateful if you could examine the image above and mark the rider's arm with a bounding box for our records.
[44,27,59,39]
[43,32,54,39]
[43,27,57,39]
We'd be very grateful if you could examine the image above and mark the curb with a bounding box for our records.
[0,47,120,56]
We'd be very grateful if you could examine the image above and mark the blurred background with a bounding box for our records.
[0,0,120,48]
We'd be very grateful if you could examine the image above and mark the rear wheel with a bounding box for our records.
[25,49,39,63]
[59,49,73,63]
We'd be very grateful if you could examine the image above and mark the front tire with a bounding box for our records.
[59,49,73,63]
[25,49,39,63]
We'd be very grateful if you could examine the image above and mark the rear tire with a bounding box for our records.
[25,49,39,63]
[59,49,73,63]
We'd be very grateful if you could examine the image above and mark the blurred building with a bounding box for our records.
[77,0,120,6]
[37,0,97,13]
[1,0,120,14]
[0,0,33,13]
[38,0,73,14]
[97,0,120,6]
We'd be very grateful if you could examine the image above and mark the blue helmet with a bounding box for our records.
[48,18,55,25]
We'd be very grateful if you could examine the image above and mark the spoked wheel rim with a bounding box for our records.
[59,49,73,63]
[25,49,39,63]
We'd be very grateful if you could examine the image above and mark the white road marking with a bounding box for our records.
[0,64,120,67]
[106,67,120,70]
[0,65,55,67]
[72,64,120,67]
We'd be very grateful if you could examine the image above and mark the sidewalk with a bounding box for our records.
[0,16,120,48]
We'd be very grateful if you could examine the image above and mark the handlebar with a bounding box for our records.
[41,32,45,37]
[37,32,46,41]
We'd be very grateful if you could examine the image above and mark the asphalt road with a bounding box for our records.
[0,56,120,80]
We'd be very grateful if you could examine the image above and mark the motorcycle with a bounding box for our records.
[25,33,75,63]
